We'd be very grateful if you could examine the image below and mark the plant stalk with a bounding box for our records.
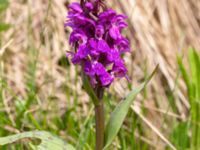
[95,99,104,150]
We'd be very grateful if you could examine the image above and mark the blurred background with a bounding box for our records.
[0,0,200,149]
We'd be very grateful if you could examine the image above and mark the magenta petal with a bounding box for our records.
[116,38,130,53]
[69,2,83,13]
[89,38,98,49]
[85,2,94,10]
[100,72,114,86]
[112,60,127,77]
[84,61,95,75]
[118,22,128,29]
[97,40,110,52]
[72,45,89,64]
[109,26,121,40]
[99,9,116,20]
[95,25,104,39]
[69,30,87,45]
[93,62,106,75]
[107,48,120,62]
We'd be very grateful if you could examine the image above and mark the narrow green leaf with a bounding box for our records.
[188,48,200,149]
[170,122,190,149]
[177,55,192,102]
[104,65,158,149]
[188,48,200,100]
[189,48,197,90]
[0,131,75,150]
[0,23,10,32]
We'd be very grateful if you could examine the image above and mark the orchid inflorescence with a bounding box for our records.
[65,0,130,89]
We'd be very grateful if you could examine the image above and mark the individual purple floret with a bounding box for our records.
[65,0,130,88]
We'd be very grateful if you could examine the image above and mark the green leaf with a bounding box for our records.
[0,131,76,150]
[0,23,10,32]
[188,48,200,100]
[170,122,190,149]
[104,65,158,149]
[0,0,9,12]
[188,48,200,149]
[177,55,192,102]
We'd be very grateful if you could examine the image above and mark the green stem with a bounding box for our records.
[95,99,104,150]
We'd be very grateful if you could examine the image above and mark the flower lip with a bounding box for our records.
[95,25,104,39]
[115,38,130,53]
[109,26,121,40]
[69,30,88,46]
[69,2,83,13]
[98,9,116,20]
[85,2,94,11]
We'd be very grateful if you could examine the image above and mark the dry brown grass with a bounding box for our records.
[1,0,200,149]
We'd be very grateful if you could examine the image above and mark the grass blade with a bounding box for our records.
[188,48,200,149]
[177,55,192,101]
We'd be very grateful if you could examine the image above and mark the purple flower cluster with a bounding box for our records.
[65,0,130,88]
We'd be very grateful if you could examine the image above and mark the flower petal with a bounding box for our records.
[97,40,110,52]
[100,72,114,86]
[109,26,121,40]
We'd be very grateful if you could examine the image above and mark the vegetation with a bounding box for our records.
[0,0,199,149]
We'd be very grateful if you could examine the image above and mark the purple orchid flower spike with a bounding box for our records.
[65,0,130,90]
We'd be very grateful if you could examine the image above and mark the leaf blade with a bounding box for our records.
[104,65,158,149]
[0,131,75,150]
